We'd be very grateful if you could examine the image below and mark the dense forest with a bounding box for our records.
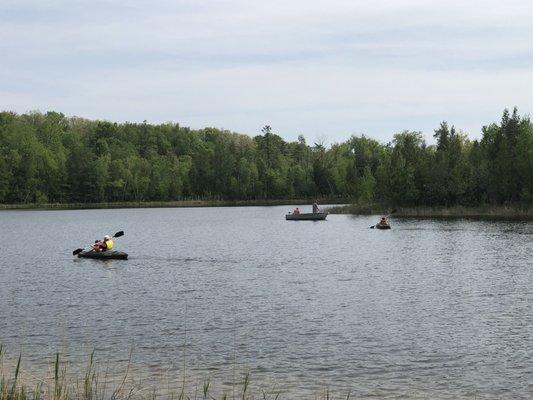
[0,109,531,207]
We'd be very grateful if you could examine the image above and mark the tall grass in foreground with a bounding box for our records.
[0,346,351,400]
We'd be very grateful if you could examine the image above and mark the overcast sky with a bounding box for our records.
[2,0,533,144]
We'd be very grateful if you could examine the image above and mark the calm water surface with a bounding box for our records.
[0,206,532,399]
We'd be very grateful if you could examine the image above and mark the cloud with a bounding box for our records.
[1,0,533,143]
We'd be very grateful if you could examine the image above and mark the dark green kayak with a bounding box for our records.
[77,250,128,260]
[375,223,391,229]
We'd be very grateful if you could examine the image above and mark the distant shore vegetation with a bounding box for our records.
[0,109,531,210]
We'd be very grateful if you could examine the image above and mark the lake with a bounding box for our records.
[0,206,531,399]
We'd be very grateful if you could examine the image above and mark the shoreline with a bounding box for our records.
[0,198,347,211]
[326,204,533,220]
[0,200,531,219]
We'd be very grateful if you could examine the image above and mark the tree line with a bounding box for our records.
[0,109,531,207]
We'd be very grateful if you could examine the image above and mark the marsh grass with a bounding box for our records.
[0,346,353,400]
[327,203,532,219]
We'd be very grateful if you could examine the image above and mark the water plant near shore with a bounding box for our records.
[0,347,352,400]
[327,203,533,219]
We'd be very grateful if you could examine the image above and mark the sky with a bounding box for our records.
[2,0,533,144]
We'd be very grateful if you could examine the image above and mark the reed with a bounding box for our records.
[0,348,352,400]
[327,203,533,219]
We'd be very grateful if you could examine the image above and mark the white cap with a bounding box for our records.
[104,235,111,239]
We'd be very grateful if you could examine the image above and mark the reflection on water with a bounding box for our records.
[0,207,532,399]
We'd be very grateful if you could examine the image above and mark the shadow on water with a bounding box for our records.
[72,258,124,270]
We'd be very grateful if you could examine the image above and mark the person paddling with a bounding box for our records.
[73,231,124,257]
[92,234,114,252]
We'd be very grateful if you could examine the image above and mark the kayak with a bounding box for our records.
[375,223,391,229]
[286,212,328,221]
[77,250,128,260]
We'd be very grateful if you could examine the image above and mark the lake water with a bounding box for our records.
[0,206,532,399]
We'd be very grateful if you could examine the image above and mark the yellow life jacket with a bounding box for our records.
[105,239,114,250]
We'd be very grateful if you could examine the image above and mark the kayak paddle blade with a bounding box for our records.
[73,248,83,256]
[113,231,124,238]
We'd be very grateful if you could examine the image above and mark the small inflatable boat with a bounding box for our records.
[374,222,391,229]
[77,250,128,260]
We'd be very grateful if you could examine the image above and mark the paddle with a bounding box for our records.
[72,231,124,256]
[370,209,397,228]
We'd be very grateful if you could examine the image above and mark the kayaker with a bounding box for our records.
[379,217,388,225]
[312,201,320,214]
[103,235,114,250]
[92,235,113,252]
[293,207,300,215]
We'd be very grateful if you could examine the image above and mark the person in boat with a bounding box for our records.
[379,216,388,226]
[92,235,114,252]
[293,207,300,215]
[312,201,320,214]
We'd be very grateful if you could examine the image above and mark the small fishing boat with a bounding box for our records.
[77,250,128,260]
[286,212,328,221]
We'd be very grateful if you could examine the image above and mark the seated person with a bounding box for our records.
[92,235,113,252]
[293,207,300,215]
